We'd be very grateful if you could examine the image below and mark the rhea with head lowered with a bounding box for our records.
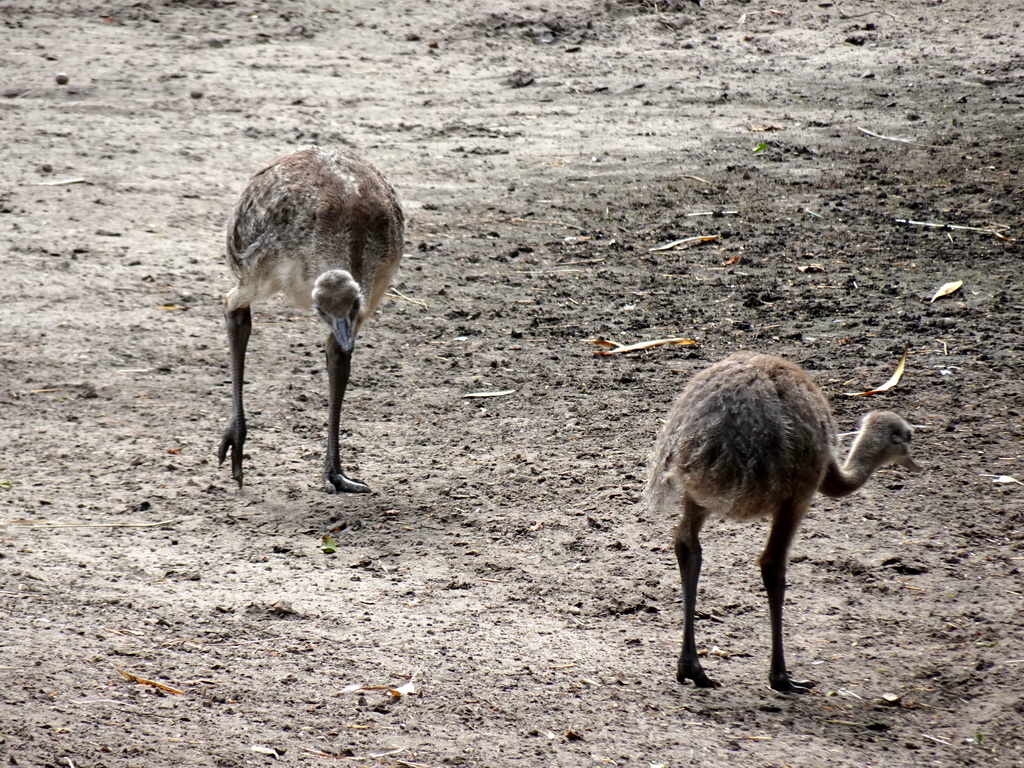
[645,352,921,693]
[218,146,403,493]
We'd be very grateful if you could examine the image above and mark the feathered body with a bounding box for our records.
[224,145,403,325]
[646,352,920,692]
[218,146,403,494]
[647,353,835,521]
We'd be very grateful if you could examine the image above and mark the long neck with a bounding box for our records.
[818,434,882,498]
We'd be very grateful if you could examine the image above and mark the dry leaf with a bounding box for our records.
[929,280,963,302]
[463,389,516,398]
[593,337,698,356]
[845,346,908,397]
[723,255,741,266]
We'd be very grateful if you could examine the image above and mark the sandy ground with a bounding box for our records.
[2,1,1023,766]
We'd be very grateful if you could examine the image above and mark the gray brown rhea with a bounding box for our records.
[218,146,403,494]
[645,352,921,692]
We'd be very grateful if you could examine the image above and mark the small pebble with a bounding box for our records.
[55,73,69,85]
[190,90,204,99]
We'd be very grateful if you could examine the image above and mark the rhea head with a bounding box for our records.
[312,270,362,353]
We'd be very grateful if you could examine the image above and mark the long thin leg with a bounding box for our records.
[759,500,814,693]
[674,497,716,687]
[323,333,370,494]
[218,305,252,487]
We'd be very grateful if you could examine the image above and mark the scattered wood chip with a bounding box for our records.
[929,280,963,303]
[648,235,720,252]
[463,389,516,398]
[879,693,902,706]
[723,255,741,266]
[250,746,280,759]
[593,337,698,356]
[116,668,184,695]
[845,345,908,397]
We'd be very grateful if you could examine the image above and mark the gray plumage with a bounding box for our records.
[218,146,403,494]
[645,352,921,692]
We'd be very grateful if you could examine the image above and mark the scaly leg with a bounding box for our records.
[759,500,814,693]
[675,497,716,687]
[323,333,370,494]
[218,305,252,487]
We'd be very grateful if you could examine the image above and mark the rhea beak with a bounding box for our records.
[332,315,356,354]
[899,454,923,473]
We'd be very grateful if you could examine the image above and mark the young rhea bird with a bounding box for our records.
[218,146,403,494]
[645,352,921,693]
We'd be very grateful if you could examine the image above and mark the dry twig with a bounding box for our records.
[857,127,917,143]
[386,288,428,309]
[11,518,185,529]
[896,218,1014,241]
[463,389,516,398]
[649,235,720,252]
[508,217,583,230]
[593,337,697,355]
[34,178,90,186]
[116,668,185,695]
[676,174,711,184]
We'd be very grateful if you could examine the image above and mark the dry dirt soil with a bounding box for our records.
[2,1,1023,766]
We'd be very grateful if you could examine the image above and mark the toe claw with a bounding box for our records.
[324,471,371,494]
[677,658,719,689]
[218,423,246,486]
[770,675,816,694]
